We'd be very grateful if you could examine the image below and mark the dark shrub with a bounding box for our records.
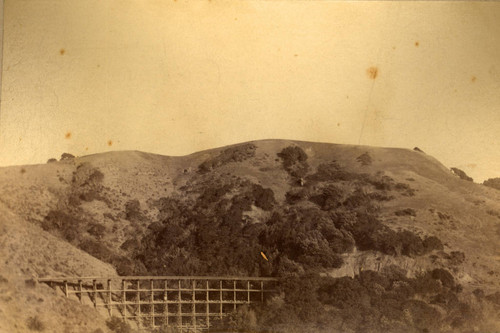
[367,191,394,201]
[394,208,417,217]
[252,184,276,211]
[431,268,455,288]
[277,146,309,179]
[307,161,352,182]
[356,152,372,166]
[198,184,232,205]
[285,188,308,204]
[120,238,140,252]
[277,146,308,168]
[451,167,473,182]
[26,316,45,331]
[395,183,416,196]
[403,299,441,331]
[318,276,369,309]
[87,222,106,240]
[47,158,57,163]
[412,272,443,295]
[423,236,444,252]
[473,288,485,298]
[125,199,142,221]
[399,230,424,256]
[198,143,256,173]
[343,188,372,209]
[309,185,343,210]
[413,147,424,153]
[79,238,115,262]
[41,210,80,242]
[448,251,465,265]
[483,177,500,191]
[60,153,75,160]
[368,174,395,191]
[71,163,105,202]
[106,317,132,333]
[485,291,500,305]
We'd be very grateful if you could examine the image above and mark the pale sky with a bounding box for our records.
[1,1,499,182]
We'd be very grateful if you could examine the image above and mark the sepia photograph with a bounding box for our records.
[0,1,499,332]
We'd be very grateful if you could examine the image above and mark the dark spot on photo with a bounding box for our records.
[367,67,378,80]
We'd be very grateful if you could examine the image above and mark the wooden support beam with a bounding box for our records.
[136,280,141,328]
[219,280,223,320]
[150,279,154,328]
[93,280,97,309]
[122,280,126,322]
[192,280,196,329]
[107,279,112,317]
[233,280,237,311]
[164,280,168,327]
[177,280,182,327]
[78,280,83,304]
[64,280,68,298]
[205,280,210,328]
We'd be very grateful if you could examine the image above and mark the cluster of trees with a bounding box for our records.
[127,169,439,278]
[451,167,473,182]
[483,177,500,191]
[277,146,310,179]
[198,143,257,173]
[252,267,488,333]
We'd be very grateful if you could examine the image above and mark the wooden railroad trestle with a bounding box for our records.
[38,276,278,331]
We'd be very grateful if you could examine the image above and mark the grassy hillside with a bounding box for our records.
[0,201,116,333]
[0,139,499,332]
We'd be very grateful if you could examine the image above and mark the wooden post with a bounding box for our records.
[78,280,83,304]
[178,280,182,327]
[122,280,126,322]
[150,279,154,328]
[137,280,141,327]
[247,281,250,303]
[164,280,168,327]
[192,280,196,329]
[108,279,112,316]
[206,280,210,328]
[93,279,97,309]
[233,280,237,311]
[219,280,223,320]
[64,280,68,298]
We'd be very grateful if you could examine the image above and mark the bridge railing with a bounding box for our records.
[38,276,279,330]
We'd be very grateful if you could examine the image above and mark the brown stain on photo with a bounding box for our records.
[65,132,72,139]
[108,140,113,146]
[60,48,65,55]
[471,76,477,83]
[20,168,26,174]
[366,67,378,80]
[85,147,89,151]
[415,41,419,47]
